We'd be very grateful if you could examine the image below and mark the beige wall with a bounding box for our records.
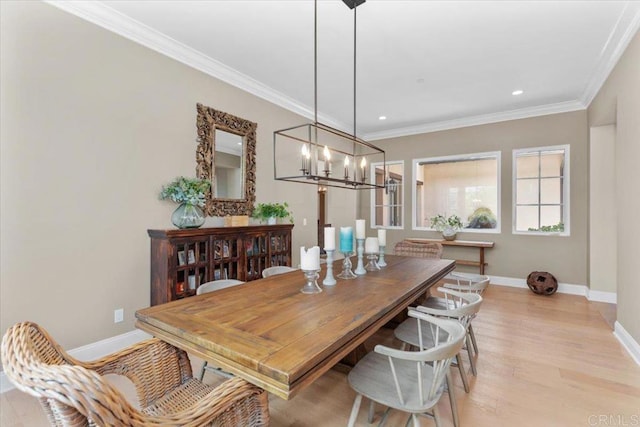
[589,125,617,294]
[0,2,357,349]
[358,111,589,284]
[589,31,640,343]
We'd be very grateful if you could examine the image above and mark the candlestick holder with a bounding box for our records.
[323,250,337,286]
[355,239,366,275]
[337,251,357,279]
[300,269,322,294]
[377,246,387,267]
[365,253,380,271]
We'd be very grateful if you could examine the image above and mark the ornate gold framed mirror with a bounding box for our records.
[196,103,257,216]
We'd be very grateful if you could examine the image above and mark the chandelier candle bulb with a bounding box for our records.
[365,237,379,254]
[344,156,350,180]
[324,227,336,251]
[340,227,354,252]
[300,246,320,271]
[323,145,331,161]
[356,219,366,239]
[301,145,308,173]
[360,158,367,182]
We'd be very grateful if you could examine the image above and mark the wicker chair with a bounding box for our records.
[393,240,443,259]
[1,321,270,426]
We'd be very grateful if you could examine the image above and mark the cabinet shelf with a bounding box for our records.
[148,224,293,306]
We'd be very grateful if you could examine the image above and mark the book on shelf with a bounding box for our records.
[214,268,228,280]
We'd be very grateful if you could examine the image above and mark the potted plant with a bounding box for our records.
[159,176,211,229]
[429,214,463,241]
[251,202,293,225]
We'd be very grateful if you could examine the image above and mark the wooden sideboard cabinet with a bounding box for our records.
[148,224,294,305]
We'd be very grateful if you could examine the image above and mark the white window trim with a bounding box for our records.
[412,151,502,233]
[370,160,404,230]
[512,144,570,236]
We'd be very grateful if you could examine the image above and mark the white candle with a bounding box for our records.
[355,219,366,239]
[365,237,379,254]
[324,227,335,250]
[360,158,367,181]
[377,229,386,246]
[344,156,350,179]
[300,246,320,270]
[323,145,331,161]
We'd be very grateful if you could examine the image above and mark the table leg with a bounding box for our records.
[479,248,485,274]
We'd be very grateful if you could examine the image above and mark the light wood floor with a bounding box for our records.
[2,286,639,426]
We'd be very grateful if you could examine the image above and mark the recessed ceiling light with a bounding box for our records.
[512,90,524,96]
[379,116,387,120]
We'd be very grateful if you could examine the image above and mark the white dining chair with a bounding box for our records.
[261,266,296,278]
[394,288,483,427]
[196,279,245,380]
[425,272,489,358]
[347,313,466,427]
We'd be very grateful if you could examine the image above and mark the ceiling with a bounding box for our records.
[51,1,640,140]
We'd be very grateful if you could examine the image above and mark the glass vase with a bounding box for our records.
[171,203,205,229]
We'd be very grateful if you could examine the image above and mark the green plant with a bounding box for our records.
[252,202,293,222]
[528,222,564,232]
[429,214,463,232]
[467,207,497,229]
[159,176,211,207]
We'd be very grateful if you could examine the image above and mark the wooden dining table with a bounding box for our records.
[135,255,455,400]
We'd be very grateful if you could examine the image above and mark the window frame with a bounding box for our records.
[370,160,404,230]
[412,151,502,233]
[512,144,570,236]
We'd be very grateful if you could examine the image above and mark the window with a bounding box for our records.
[371,161,403,228]
[513,145,569,235]
[413,152,500,232]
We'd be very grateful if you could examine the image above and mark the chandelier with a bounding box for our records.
[273,0,386,190]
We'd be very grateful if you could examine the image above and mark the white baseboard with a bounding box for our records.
[489,275,587,296]
[1,329,151,394]
[586,289,617,304]
[613,321,640,366]
[488,275,617,303]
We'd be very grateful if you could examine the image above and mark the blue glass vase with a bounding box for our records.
[171,203,205,229]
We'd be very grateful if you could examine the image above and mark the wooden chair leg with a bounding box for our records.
[404,414,413,427]
[433,404,442,427]
[368,399,376,423]
[446,370,460,427]
[469,323,479,355]
[378,408,391,427]
[466,334,477,376]
[456,353,470,393]
[348,394,363,427]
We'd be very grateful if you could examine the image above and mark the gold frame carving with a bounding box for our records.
[196,103,257,217]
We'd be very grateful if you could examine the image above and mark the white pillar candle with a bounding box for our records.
[324,227,336,250]
[300,246,320,270]
[377,229,386,246]
[356,219,366,239]
[365,237,379,254]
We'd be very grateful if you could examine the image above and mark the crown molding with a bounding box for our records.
[581,1,640,107]
[363,100,586,141]
[44,1,349,131]
[45,1,637,141]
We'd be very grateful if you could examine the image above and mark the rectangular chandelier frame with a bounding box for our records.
[274,121,386,190]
